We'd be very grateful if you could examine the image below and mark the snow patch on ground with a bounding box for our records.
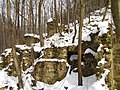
[0,70,18,90]
[97,44,104,52]
[1,48,12,57]
[98,58,107,65]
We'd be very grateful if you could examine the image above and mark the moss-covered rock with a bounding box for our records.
[43,47,67,59]
[67,46,78,52]
[23,34,40,46]
[33,59,68,84]
[83,53,97,77]
[47,18,57,37]
[0,45,35,75]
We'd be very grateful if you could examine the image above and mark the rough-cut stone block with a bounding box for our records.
[24,35,40,46]
[43,47,67,59]
[33,59,68,84]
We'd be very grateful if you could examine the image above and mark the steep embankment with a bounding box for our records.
[0,5,115,90]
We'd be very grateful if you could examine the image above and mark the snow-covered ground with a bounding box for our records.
[0,6,114,90]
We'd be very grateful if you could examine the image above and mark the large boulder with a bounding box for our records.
[24,34,40,46]
[83,53,97,77]
[47,18,57,37]
[33,59,68,84]
[15,45,34,71]
[0,45,37,76]
[0,48,21,76]
[43,47,67,59]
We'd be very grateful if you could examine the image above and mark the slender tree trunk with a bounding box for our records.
[11,26,23,89]
[72,0,77,43]
[21,0,25,42]
[44,7,47,34]
[31,1,35,33]
[21,0,25,31]
[7,0,23,89]
[38,0,44,47]
[34,1,37,34]
[42,5,44,34]
[58,0,60,32]
[29,0,33,33]
[27,2,30,33]
[7,0,12,48]
[23,2,26,34]
[17,0,20,29]
[30,0,35,34]
[15,0,20,44]
[54,0,58,33]
[78,0,84,86]
[63,10,66,25]
[102,0,109,21]
[1,0,6,50]
[1,15,6,51]
[67,0,70,33]
[60,0,63,32]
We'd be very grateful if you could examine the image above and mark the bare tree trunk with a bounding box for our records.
[1,15,6,51]
[15,0,20,44]
[67,0,70,33]
[23,1,26,34]
[7,0,12,48]
[44,6,47,34]
[102,0,109,21]
[29,0,33,33]
[60,0,63,33]
[72,0,77,43]
[58,0,60,32]
[78,0,84,86]
[7,0,23,89]
[42,4,44,34]
[31,1,35,34]
[17,0,20,29]
[21,0,25,31]
[21,0,25,42]
[11,27,23,89]
[54,0,58,33]
[34,1,38,34]
[1,0,6,50]
[38,0,44,47]
[63,9,66,25]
